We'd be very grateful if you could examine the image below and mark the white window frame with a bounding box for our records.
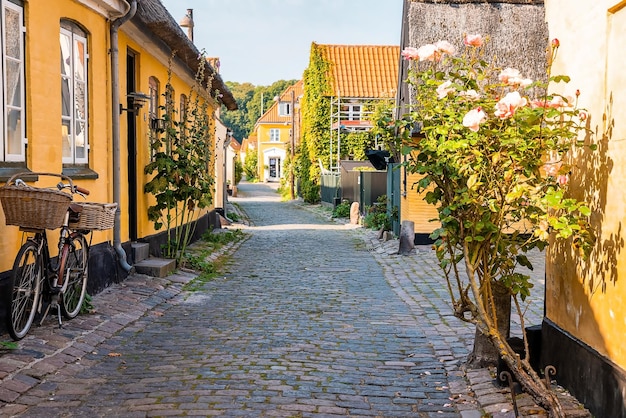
[1,0,25,162]
[278,102,291,117]
[61,23,89,165]
[341,103,361,121]
[269,128,280,142]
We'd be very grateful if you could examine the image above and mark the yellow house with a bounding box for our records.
[541,1,626,415]
[254,80,303,182]
[0,0,236,297]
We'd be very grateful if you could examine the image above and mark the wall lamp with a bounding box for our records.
[120,92,150,115]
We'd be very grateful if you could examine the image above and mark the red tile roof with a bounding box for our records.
[318,44,400,98]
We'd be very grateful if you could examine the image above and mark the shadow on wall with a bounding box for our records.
[544,91,625,417]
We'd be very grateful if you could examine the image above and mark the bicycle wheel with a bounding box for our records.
[60,233,88,319]
[6,241,42,340]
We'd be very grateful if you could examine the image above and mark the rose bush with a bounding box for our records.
[400,34,594,416]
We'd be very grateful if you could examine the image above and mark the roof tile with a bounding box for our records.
[319,44,399,98]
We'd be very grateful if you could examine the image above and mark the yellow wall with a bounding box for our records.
[0,0,113,270]
[400,168,439,235]
[544,0,626,370]
[0,1,219,272]
[116,26,218,241]
[256,123,289,181]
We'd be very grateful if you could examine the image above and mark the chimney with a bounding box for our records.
[179,9,194,42]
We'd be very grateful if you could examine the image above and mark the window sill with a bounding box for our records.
[62,165,99,180]
[0,165,37,184]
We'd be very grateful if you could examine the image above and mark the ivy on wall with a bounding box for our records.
[298,43,332,203]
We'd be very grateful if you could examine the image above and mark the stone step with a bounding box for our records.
[131,242,150,263]
[134,257,176,278]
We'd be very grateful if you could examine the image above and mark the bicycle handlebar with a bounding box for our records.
[6,172,90,197]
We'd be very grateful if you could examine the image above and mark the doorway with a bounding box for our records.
[126,50,138,241]
[269,157,281,180]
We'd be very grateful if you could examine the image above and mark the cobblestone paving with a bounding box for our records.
[0,181,588,417]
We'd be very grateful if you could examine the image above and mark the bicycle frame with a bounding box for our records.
[4,173,91,340]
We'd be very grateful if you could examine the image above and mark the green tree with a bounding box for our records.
[401,36,593,416]
[221,81,255,141]
[243,150,257,181]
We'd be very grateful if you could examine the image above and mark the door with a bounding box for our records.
[126,51,138,241]
[269,157,280,180]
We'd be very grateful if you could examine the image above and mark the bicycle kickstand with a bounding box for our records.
[40,296,63,328]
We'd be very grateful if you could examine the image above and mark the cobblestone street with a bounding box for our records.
[0,181,584,418]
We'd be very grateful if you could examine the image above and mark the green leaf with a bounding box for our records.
[579,205,591,216]
[516,255,534,270]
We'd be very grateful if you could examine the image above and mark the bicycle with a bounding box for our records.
[1,173,91,340]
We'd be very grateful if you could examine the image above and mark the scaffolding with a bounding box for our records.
[328,93,383,171]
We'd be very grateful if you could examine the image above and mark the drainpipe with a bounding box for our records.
[110,0,137,272]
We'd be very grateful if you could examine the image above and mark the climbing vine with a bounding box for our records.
[299,43,332,202]
[144,54,215,263]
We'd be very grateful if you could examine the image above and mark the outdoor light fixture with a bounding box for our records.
[120,92,150,115]
[150,118,165,132]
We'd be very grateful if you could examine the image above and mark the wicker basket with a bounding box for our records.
[0,185,72,230]
[69,202,117,231]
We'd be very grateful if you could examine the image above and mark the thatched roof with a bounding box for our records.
[406,1,548,81]
[397,0,548,111]
[411,0,543,4]
[132,0,237,110]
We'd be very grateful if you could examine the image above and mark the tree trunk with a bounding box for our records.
[500,348,565,417]
[467,280,511,367]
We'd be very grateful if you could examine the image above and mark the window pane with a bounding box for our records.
[62,119,72,158]
[6,108,21,155]
[4,7,20,59]
[75,121,86,159]
[6,59,21,106]
[73,39,85,81]
[60,33,71,77]
[74,80,86,119]
[61,78,71,117]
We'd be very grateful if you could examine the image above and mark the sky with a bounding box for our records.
[159,0,404,86]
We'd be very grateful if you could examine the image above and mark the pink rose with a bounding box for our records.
[557,175,569,186]
[464,34,483,47]
[552,38,560,48]
[401,47,420,60]
[498,68,521,84]
[578,110,588,121]
[436,80,454,99]
[548,95,573,109]
[531,100,549,109]
[460,89,480,100]
[462,107,487,132]
[435,40,455,55]
[416,44,438,61]
[494,91,528,119]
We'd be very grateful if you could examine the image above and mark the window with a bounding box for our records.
[179,94,187,122]
[269,128,280,142]
[278,102,291,116]
[61,20,88,164]
[148,76,159,158]
[148,76,159,124]
[341,103,361,121]
[1,0,25,162]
